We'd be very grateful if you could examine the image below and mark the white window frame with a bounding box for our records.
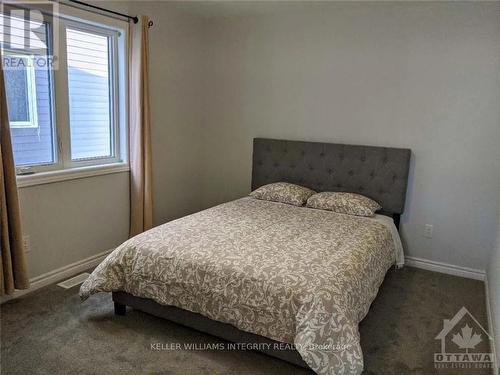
[64,21,121,167]
[1,4,129,187]
[4,52,39,129]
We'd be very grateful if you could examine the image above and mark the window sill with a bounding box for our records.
[16,162,130,188]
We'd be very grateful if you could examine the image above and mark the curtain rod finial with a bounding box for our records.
[133,16,139,24]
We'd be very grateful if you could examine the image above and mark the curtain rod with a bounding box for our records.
[67,0,139,24]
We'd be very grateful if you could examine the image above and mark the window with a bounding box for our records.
[4,54,38,128]
[0,6,127,181]
[67,27,115,160]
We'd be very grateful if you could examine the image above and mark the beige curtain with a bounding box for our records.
[0,50,30,295]
[129,16,153,237]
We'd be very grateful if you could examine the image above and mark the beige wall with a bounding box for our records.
[199,1,500,271]
[20,2,500,285]
[19,173,130,278]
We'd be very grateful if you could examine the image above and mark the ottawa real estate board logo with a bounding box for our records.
[434,306,494,370]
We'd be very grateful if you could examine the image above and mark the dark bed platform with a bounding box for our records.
[111,138,411,370]
[112,291,310,368]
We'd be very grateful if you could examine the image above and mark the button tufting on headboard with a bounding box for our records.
[251,138,411,214]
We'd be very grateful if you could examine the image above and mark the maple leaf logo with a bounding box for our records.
[452,324,482,352]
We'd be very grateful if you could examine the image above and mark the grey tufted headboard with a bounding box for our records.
[252,138,411,216]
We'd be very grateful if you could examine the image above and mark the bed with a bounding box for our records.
[80,138,411,375]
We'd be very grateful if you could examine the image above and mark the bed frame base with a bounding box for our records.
[112,292,310,369]
[114,301,126,315]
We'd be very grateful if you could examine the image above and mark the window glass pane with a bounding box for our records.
[67,27,112,160]
[1,15,55,166]
[5,62,30,122]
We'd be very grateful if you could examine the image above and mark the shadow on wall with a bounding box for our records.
[400,153,415,251]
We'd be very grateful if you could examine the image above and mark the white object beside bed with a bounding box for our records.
[369,213,405,268]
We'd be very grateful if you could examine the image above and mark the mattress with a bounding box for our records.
[80,197,403,375]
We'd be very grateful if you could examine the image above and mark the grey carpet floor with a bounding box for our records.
[0,267,490,375]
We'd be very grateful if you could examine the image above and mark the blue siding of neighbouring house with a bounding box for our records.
[11,66,55,166]
[2,16,55,166]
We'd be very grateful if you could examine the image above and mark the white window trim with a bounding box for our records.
[16,162,130,188]
[5,53,39,129]
[3,4,130,187]
[64,20,121,167]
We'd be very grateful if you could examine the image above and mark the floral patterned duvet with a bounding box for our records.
[80,197,401,374]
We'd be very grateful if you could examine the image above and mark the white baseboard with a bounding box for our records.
[405,256,486,281]
[485,275,499,375]
[0,249,113,304]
